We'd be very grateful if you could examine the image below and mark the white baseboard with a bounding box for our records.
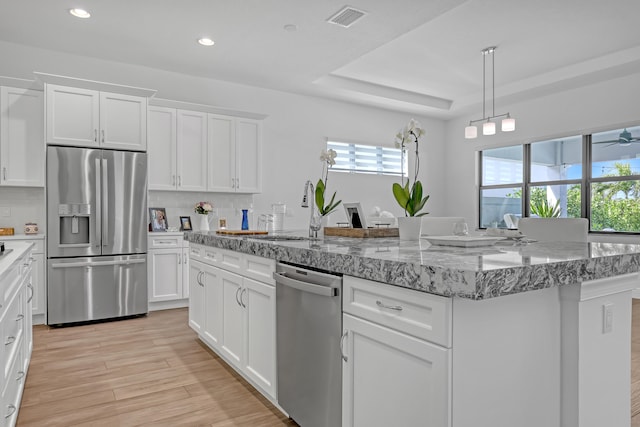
[149,299,188,311]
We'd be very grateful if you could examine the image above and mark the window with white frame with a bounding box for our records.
[327,140,406,177]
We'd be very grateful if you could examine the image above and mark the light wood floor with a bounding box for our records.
[633,300,640,426]
[17,308,297,426]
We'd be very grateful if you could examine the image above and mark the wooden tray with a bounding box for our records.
[0,227,15,236]
[216,230,269,235]
[324,227,399,238]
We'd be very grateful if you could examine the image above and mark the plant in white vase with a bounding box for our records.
[308,149,342,238]
[194,201,213,231]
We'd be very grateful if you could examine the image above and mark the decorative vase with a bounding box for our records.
[198,214,210,232]
[397,216,422,241]
[309,211,329,239]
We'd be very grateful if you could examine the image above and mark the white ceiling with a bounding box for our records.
[2,0,640,119]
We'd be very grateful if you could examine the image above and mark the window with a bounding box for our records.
[479,125,640,234]
[327,140,406,176]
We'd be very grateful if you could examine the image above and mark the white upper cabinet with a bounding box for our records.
[148,106,178,190]
[177,110,208,191]
[147,107,207,191]
[45,84,147,151]
[208,114,262,193]
[0,86,44,187]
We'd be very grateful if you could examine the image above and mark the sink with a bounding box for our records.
[247,235,308,241]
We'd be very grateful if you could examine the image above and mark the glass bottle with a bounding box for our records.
[241,209,249,230]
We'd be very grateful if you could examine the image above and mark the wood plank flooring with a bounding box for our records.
[633,299,640,426]
[17,308,297,426]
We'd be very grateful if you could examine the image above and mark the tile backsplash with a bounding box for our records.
[0,187,46,234]
[148,190,254,231]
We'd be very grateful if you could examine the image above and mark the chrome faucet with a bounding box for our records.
[301,180,319,238]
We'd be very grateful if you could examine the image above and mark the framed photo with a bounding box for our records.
[343,202,367,228]
[149,207,168,232]
[180,216,193,231]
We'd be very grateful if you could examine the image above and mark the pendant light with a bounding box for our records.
[465,46,515,139]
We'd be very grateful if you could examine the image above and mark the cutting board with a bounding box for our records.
[324,227,399,238]
[216,230,269,235]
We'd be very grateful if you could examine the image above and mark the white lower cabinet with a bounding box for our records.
[147,233,189,308]
[188,244,276,399]
[342,275,452,427]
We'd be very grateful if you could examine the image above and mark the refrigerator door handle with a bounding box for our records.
[95,158,102,248]
[51,259,146,268]
[102,158,109,247]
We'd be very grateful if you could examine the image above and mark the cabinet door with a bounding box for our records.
[147,249,182,302]
[30,253,45,316]
[176,110,207,191]
[235,118,262,193]
[243,278,276,398]
[0,87,44,187]
[148,106,177,190]
[46,85,99,147]
[207,114,235,192]
[188,261,205,334]
[202,264,224,350]
[342,314,451,427]
[99,92,147,151]
[221,269,244,367]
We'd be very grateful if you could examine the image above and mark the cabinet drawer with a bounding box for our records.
[2,289,25,384]
[218,248,242,273]
[2,263,20,307]
[189,244,218,265]
[243,253,275,285]
[343,276,452,348]
[148,235,182,249]
[2,336,24,427]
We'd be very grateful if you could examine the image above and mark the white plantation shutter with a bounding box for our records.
[327,140,406,177]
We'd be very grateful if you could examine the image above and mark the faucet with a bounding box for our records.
[301,180,317,238]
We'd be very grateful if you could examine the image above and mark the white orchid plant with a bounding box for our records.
[194,201,213,215]
[392,119,430,217]
[316,149,342,216]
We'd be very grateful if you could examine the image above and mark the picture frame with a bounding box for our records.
[149,207,168,232]
[343,202,367,228]
[179,216,193,231]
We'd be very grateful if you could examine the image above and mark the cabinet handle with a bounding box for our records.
[376,300,403,311]
[16,371,25,381]
[5,336,15,346]
[172,175,176,186]
[5,404,16,419]
[15,314,24,322]
[178,175,181,186]
[27,283,34,303]
[340,331,348,362]
[101,129,105,143]
[2,166,6,180]
[183,253,187,264]
[231,177,235,188]
[94,129,97,142]
[197,271,204,286]
[240,288,247,308]
[178,255,181,265]
[235,287,242,306]
[236,177,239,188]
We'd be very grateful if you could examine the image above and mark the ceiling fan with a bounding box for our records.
[593,128,640,146]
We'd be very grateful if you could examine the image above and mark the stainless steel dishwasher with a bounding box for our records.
[274,262,343,427]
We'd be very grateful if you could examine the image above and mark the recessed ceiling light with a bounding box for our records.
[283,24,298,32]
[69,8,91,18]
[198,38,215,46]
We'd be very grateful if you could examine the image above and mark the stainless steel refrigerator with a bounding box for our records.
[46,146,148,325]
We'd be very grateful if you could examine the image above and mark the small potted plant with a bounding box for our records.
[194,201,213,231]
[392,119,430,240]
[309,149,342,237]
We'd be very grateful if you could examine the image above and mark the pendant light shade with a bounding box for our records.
[464,46,515,139]
[483,121,496,135]
[465,125,478,139]
[502,116,516,132]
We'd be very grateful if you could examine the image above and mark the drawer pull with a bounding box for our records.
[340,331,348,362]
[156,241,175,245]
[15,314,24,321]
[5,336,15,346]
[16,371,25,381]
[376,300,403,311]
[5,404,16,418]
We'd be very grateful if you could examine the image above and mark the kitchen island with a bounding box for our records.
[185,232,640,427]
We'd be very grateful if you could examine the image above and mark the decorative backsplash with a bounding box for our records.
[0,187,45,234]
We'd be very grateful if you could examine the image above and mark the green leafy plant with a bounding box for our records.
[392,119,430,217]
[530,198,561,217]
[316,149,342,216]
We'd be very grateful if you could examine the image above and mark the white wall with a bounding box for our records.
[0,40,447,231]
[444,72,640,242]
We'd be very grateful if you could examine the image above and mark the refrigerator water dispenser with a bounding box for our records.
[58,204,91,246]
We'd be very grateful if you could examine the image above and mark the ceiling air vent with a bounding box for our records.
[327,6,366,28]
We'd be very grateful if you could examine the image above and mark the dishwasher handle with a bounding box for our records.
[273,271,339,297]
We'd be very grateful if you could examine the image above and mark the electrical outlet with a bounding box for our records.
[603,303,614,334]
[0,207,10,217]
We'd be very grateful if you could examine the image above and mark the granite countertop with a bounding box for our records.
[184,231,640,300]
